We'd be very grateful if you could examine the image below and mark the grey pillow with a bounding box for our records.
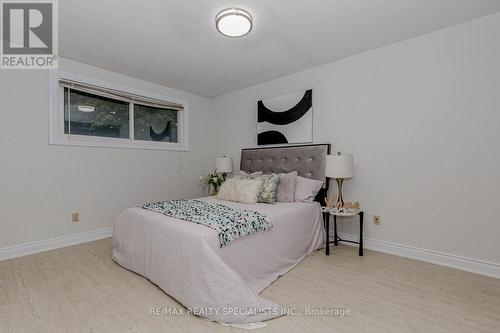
[295,176,323,203]
[276,171,298,203]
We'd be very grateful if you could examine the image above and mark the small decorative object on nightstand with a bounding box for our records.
[216,156,233,180]
[200,171,224,196]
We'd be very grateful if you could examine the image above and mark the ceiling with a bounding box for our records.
[60,0,500,98]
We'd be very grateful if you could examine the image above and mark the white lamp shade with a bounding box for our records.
[216,156,233,173]
[325,154,353,179]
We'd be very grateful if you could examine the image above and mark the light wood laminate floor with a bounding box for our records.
[1,238,499,332]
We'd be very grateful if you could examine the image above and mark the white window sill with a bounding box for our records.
[49,136,189,151]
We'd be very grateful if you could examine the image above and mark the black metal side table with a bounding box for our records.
[323,209,364,256]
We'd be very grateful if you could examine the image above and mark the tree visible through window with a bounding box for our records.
[64,88,130,139]
[63,88,180,143]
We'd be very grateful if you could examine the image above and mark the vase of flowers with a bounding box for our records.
[200,171,224,196]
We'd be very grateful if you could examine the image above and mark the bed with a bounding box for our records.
[112,144,331,324]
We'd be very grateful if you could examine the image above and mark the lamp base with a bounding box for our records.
[335,178,345,207]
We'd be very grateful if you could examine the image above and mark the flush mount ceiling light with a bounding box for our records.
[215,8,253,37]
[77,105,96,112]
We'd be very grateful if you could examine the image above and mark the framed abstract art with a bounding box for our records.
[257,89,313,145]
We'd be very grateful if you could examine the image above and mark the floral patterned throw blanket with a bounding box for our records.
[141,200,272,247]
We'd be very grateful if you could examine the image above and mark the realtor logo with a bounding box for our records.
[1,0,58,69]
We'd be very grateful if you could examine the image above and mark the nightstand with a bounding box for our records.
[322,208,364,256]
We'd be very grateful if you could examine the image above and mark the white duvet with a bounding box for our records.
[112,197,324,323]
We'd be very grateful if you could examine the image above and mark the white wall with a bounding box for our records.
[0,58,214,249]
[212,13,500,264]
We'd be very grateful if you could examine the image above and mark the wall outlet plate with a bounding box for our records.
[72,212,79,223]
[373,215,381,225]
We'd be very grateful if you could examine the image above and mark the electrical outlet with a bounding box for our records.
[373,215,381,225]
[72,212,79,223]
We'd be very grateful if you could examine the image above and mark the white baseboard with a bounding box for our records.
[337,232,500,280]
[0,227,113,261]
[2,228,498,280]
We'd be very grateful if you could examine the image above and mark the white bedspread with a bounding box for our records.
[112,197,324,323]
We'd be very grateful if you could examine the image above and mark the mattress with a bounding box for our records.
[112,197,324,323]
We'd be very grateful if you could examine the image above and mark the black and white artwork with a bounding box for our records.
[257,89,312,145]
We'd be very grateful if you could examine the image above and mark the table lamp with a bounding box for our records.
[325,152,353,207]
[216,156,233,180]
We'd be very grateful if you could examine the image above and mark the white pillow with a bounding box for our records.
[216,178,262,204]
[294,176,324,203]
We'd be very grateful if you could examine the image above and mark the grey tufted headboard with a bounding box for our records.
[240,144,331,204]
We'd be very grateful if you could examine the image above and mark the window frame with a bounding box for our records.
[49,70,190,151]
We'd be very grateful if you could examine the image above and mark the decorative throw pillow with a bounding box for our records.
[256,174,281,204]
[216,178,262,204]
[295,176,323,203]
[276,171,298,203]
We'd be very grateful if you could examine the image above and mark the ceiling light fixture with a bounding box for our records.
[77,105,96,112]
[215,8,253,38]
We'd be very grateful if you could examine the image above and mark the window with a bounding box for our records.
[134,104,178,143]
[64,88,130,139]
[49,71,189,151]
